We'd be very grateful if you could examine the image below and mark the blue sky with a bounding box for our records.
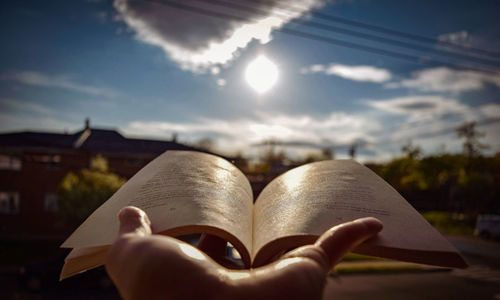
[1,0,499,162]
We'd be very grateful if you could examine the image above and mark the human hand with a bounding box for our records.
[105,206,383,300]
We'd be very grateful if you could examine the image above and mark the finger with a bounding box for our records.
[197,233,227,258]
[315,217,383,270]
[281,217,383,273]
[117,206,152,237]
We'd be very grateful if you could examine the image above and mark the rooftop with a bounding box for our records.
[0,120,201,155]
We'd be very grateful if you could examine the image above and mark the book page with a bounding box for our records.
[61,151,254,270]
[252,160,465,267]
[60,246,108,280]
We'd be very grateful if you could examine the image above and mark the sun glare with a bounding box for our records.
[245,55,279,94]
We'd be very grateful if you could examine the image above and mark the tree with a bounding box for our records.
[304,148,334,164]
[322,147,334,160]
[57,155,126,230]
[349,144,356,159]
[195,137,215,151]
[456,121,488,157]
[401,140,421,159]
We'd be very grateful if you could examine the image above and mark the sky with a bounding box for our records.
[1,0,499,162]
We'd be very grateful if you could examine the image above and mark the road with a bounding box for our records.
[324,235,500,300]
[324,270,500,300]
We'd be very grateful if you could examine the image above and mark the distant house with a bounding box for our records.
[0,120,210,239]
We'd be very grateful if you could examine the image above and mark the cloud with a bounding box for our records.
[216,78,227,87]
[124,99,500,160]
[300,63,392,82]
[479,103,500,118]
[385,67,500,93]
[0,98,75,132]
[125,111,378,156]
[113,0,326,72]
[437,30,500,52]
[437,30,472,47]
[365,96,500,153]
[1,70,120,98]
[366,95,474,122]
[251,138,377,156]
[0,97,55,116]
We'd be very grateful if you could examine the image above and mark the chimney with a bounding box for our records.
[85,118,90,129]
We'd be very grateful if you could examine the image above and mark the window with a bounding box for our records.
[0,155,22,171]
[44,193,58,212]
[0,192,20,214]
[25,154,61,169]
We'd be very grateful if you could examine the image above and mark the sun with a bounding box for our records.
[245,55,279,94]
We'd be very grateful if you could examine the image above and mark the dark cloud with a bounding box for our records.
[397,102,436,110]
[113,0,326,71]
[118,0,238,51]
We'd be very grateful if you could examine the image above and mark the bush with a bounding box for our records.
[57,155,125,230]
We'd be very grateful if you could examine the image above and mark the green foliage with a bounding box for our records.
[378,157,427,191]
[89,154,109,172]
[57,155,125,230]
[422,211,474,235]
[369,152,500,217]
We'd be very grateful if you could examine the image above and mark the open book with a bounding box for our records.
[60,151,466,279]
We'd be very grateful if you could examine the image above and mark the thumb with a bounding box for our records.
[281,217,383,273]
[314,217,383,270]
[238,218,383,299]
[117,206,152,237]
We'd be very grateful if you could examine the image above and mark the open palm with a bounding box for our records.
[106,206,382,300]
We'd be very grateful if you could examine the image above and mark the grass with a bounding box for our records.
[341,253,386,262]
[334,263,427,275]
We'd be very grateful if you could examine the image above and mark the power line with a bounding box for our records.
[143,0,500,74]
[132,1,500,153]
[242,0,500,59]
[200,0,500,67]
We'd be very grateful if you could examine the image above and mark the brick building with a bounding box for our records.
[0,120,209,239]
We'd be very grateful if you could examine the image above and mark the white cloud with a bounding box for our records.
[301,63,392,82]
[113,0,326,72]
[437,30,472,47]
[301,64,325,73]
[125,111,378,155]
[437,30,500,51]
[210,66,220,75]
[124,98,500,161]
[216,78,227,87]
[479,103,500,118]
[1,70,120,98]
[385,67,500,93]
[365,96,500,154]
[0,97,55,116]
